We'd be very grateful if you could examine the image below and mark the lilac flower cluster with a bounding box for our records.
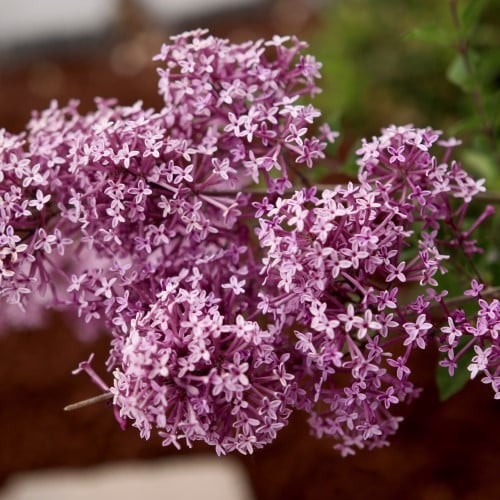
[0,31,498,455]
[0,29,329,328]
[0,31,329,453]
[111,277,296,454]
[256,125,497,455]
[439,284,499,397]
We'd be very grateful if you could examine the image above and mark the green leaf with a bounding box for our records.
[460,0,489,37]
[462,149,497,179]
[407,24,453,47]
[446,55,474,92]
[437,338,475,401]
[448,115,483,136]
[307,163,333,183]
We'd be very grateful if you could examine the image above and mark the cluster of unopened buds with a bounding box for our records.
[0,30,498,456]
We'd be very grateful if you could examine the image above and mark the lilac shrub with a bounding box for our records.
[0,30,498,455]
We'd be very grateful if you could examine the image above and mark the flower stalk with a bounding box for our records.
[64,392,113,412]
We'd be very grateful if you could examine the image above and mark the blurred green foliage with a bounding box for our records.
[309,0,499,400]
[311,0,499,148]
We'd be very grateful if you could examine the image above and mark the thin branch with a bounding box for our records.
[64,392,113,412]
[474,192,500,204]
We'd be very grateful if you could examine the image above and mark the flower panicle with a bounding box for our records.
[0,32,497,455]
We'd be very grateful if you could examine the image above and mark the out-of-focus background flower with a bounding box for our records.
[0,1,498,499]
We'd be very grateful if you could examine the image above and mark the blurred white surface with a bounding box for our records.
[0,456,254,500]
[136,0,260,20]
[0,0,262,48]
[0,0,119,47]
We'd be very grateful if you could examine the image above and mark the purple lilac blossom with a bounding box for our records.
[0,30,498,455]
[0,29,329,326]
[0,30,330,453]
[110,276,297,454]
[256,124,497,455]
